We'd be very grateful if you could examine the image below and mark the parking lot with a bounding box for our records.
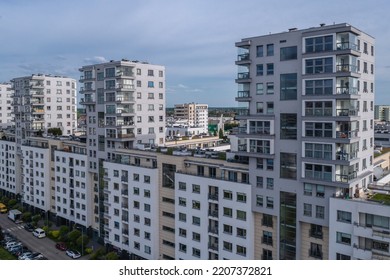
[0,213,77,260]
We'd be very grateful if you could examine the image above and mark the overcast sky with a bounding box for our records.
[0,0,389,106]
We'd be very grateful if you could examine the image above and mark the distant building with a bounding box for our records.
[0,83,13,128]
[173,103,208,133]
[375,105,390,121]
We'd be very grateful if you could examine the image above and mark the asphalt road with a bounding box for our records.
[0,213,73,260]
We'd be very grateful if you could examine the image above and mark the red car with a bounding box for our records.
[55,242,67,251]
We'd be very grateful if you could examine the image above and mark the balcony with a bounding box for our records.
[336,86,359,95]
[236,53,251,65]
[335,171,357,183]
[235,91,251,102]
[305,108,332,117]
[336,64,358,73]
[208,209,218,218]
[117,133,135,139]
[116,84,135,91]
[80,97,95,104]
[208,242,219,251]
[116,96,135,103]
[262,237,273,246]
[336,108,358,117]
[336,130,358,139]
[116,108,135,115]
[305,170,332,182]
[236,72,251,83]
[208,193,218,201]
[336,150,358,161]
[236,108,249,117]
[208,227,219,235]
[336,42,359,52]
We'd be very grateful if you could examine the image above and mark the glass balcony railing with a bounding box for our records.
[305,171,332,182]
[237,72,250,80]
[336,86,359,95]
[336,130,358,138]
[336,64,358,73]
[237,53,250,62]
[335,150,358,161]
[335,171,357,183]
[336,42,359,52]
[237,91,250,98]
[305,108,332,117]
[336,108,358,117]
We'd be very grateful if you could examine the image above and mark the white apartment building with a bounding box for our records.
[103,157,159,259]
[54,140,92,229]
[234,23,375,259]
[329,195,390,260]
[174,103,208,134]
[0,136,17,197]
[12,74,77,144]
[0,83,13,127]
[374,105,390,121]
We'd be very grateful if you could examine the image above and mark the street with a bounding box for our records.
[0,213,74,260]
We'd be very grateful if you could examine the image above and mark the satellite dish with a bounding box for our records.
[373,166,384,181]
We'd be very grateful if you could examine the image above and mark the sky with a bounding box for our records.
[0,0,389,107]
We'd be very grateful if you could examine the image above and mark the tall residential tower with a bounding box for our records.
[233,23,375,259]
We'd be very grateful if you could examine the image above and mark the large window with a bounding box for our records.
[280,73,297,100]
[256,83,264,95]
[305,164,332,181]
[280,46,297,60]
[305,58,333,74]
[256,64,264,76]
[305,101,332,116]
[305,143,332,160]
[305,79,333,95]
[249,121,270,135]
[249,140,271,154]
[336,232,351,245]
[365,214,389,229]
[267,44,274,56]
[280,113,297,139]
[305,35,333,53]
[305,122,333,138]
[267,63,274,75]
[337,210,352,223]
[280,153,297,179]
[256,45,264,57]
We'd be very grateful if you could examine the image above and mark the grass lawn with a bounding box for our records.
[0,247,17,260]
[370,193,390,205]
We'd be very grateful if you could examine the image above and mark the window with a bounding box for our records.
[236,245,247,256]
[305,143,332,160]
[179,228,186,237]
[280,113,297,139]
[192,232,201,242]
[266,44,274,56]
[147,81,154,88]
[237,227,247,238]
[280,46,297,60]
[309,243,323,259]
[305,122,332,138]
[266,102,274,114]
[266,197,274,209]
[256,64,264,76]
[257,158,264,169]
[192,200,200,210]
[305,57,333,74]
[304,203,312,216]
[223,207,232,217]
[266,82,274,95]
[266,178,274,189]
[336,232,351,245]
[262,249,272,260]
[256,176,263,188]
[249,139,270,154]
[304,184,313,196]
[256,45,264,57]
[192,248,200,258]
[336,253,351,260]
[305,101,332,116]
[192,216,200,226]
[178,197,186,207]
[256,102,264,114]
[256,83,263,95]
[179,243,187,253]
[147,69,154,76]
[266,63,274,75]
[305,35,333,53]
[280,73,297,100]
[280,153,297,179]
[262,214,273,227]
[178,212,186,222]
[256,195,263,207]
[365,213,389,229]
[262,231,273,245]
[192,184,200,193]
[223,224,233,235]
[223,191,232,200]
[237,193,246,203]
[316,185,325,197]
[316,205,325,219]
[305,164,332,181]
[310,224,323,239]
[266,159,274,170]
[223,241,233,252]
[178,182,186,191]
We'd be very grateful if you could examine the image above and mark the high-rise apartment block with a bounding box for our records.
[0,83,13,127]
[374,105,390,121]
[174,103,208,133]
[11,74,77,144]
[233,23,375,259]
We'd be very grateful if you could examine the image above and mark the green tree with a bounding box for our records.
[105,252,119,260]
[22,212,32,222]
[8,199,17,208]
[48,127,62,136]
[218,128,224,139]
[76,234,89,252]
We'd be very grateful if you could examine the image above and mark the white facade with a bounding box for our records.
[329,196,390,260]
[0,140,17,195]
[21,144,51,212]
[0,83,13,127]
[174,103,208,133]
[103,161,159,259]
[12,74,77,144]
[175,172,254,260]
[55,146,92,227]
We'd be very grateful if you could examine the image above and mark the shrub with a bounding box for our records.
[85,247,93,254]
[51,230,60,239]
[105,252,119,260]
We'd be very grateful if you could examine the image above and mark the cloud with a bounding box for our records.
[83,56,108,64]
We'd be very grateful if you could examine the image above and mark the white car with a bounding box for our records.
[18,251,33,260]
[32,228,46,238]
[66,249,81,259]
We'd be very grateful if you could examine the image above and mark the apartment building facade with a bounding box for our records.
[174,103,209,134]
[0,83,13,127]
[374,105,390,121]
[234,23,375,260]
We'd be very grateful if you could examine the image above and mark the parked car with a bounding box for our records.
[23,223,34,232]
[7,243,22,252]
[32,228,46,238]
[66,249,81,259]
[12,246,29,256]
[55,242,67,251]
[26,252,43,260]
[18,251,33,260]
[5,241,21,250]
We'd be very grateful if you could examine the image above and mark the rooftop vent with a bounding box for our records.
[288,28,297,32]
[320,23,326,27]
